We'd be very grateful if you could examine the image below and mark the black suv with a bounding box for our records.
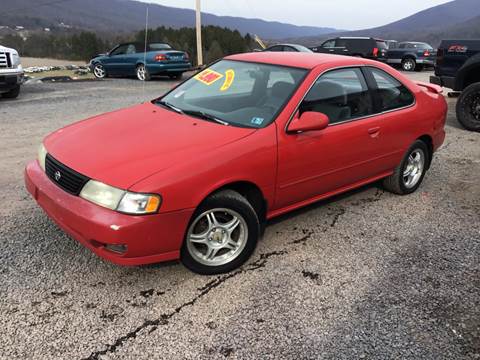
[431,40,480,132]
[311,37,388,61]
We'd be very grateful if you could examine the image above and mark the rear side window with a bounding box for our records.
[302,68,373,125]
[267,46,284,52]
[368,68,415,111]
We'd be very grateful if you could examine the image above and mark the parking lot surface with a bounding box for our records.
[1,72,479,359]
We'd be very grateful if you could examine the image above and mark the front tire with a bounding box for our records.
[383,140,429,195]
[456,82,480,132]
[136,64,151,81]
[402,58,416,72]
[181,190,260,275]
[92,63,107,79]
[1,85,20,99]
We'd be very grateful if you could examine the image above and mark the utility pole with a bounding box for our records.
[195,0,203,67]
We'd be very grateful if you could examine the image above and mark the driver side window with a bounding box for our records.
[110,45,128,56]
[322,40,335,49]
[301,68,373,125]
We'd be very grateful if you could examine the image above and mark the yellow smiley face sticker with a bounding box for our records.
[220,69,235,91]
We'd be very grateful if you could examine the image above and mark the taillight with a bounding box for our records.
[184,52,189,60]
[373,47,379,57]
[154,54,167,61]
[423,50,430,57]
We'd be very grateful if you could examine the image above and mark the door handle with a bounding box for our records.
[368,127,381,137]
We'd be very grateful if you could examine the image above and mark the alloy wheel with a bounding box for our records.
[402,59,415,71]
[137,65,146,81]
[186,208,248,267]
[93,64,106,78]
[403,149,425,188]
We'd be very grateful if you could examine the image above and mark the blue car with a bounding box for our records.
[90,42,192,81]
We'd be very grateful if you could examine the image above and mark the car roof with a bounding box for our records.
[225,52,369,70]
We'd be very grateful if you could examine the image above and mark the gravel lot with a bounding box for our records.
[1,71,479,360]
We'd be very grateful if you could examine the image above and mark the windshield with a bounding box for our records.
[157,60,308,128]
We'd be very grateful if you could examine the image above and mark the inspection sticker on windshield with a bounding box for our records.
[251,117,264,126]
[220,69,235,91]
[194,69,223,85]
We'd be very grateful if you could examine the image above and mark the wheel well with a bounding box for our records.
[210,182,267,223]
[417,135,433,169]
[463,67,480,88]
[402,56,416,61]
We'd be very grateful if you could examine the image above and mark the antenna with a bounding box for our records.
[142,4,149,99]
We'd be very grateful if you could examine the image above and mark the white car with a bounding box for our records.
[0,45,24,99]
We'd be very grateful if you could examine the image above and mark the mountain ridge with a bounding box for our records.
[0,0,338,39]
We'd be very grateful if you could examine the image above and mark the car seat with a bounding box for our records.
[303,80,351,123]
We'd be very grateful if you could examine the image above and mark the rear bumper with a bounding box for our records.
[147,62,192,75]
[24,160,194,266]
[0,73,23,91]
[430,75,456,90]
[416,58,435,66]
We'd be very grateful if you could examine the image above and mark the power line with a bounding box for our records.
[0,0,73,16]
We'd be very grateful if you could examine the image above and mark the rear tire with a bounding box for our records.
[401,58,416,72]
[383,140,429,195]
[181,190,260,275]
[136,64,151,81]
[1,85,20,99]
[456,82,480,132]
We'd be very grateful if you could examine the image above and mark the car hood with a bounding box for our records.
[45,102,256,189]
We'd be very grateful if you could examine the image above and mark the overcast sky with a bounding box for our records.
[139,0,452,30]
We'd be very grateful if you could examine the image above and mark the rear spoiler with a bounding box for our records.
[416,81,443,94]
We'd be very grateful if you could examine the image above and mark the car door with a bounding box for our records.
[122,43,141,75]
[102,44,129,75]
[362,66,417,170]
[275,67,387,209]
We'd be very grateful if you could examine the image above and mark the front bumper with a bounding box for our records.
[25,160,194,266]
[0,73,23,91]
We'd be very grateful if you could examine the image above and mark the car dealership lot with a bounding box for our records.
[1,72,479,359]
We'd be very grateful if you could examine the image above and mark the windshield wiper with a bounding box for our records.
[182,110,230,126]
[157,100,184,114]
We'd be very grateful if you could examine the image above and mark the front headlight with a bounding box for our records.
[11,52,21,67]
[37,143,47,171]
[79,180,161,214]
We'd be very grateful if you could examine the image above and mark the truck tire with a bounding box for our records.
[402,58,416,72]
[1,85,20,99]
[456,82,480,132]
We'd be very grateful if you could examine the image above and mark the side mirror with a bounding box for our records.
[287,111,329,133]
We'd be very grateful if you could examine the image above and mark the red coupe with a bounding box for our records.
[25,52,447,274]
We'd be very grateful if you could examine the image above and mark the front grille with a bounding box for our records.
[0,52,11,68]
[45,154,90,195]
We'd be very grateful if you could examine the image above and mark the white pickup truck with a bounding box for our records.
[0,45,24,99]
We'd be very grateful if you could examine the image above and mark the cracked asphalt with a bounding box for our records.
[1,71,479,359]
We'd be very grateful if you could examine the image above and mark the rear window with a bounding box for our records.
[149,43,172,51]
[376,41,388,49]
